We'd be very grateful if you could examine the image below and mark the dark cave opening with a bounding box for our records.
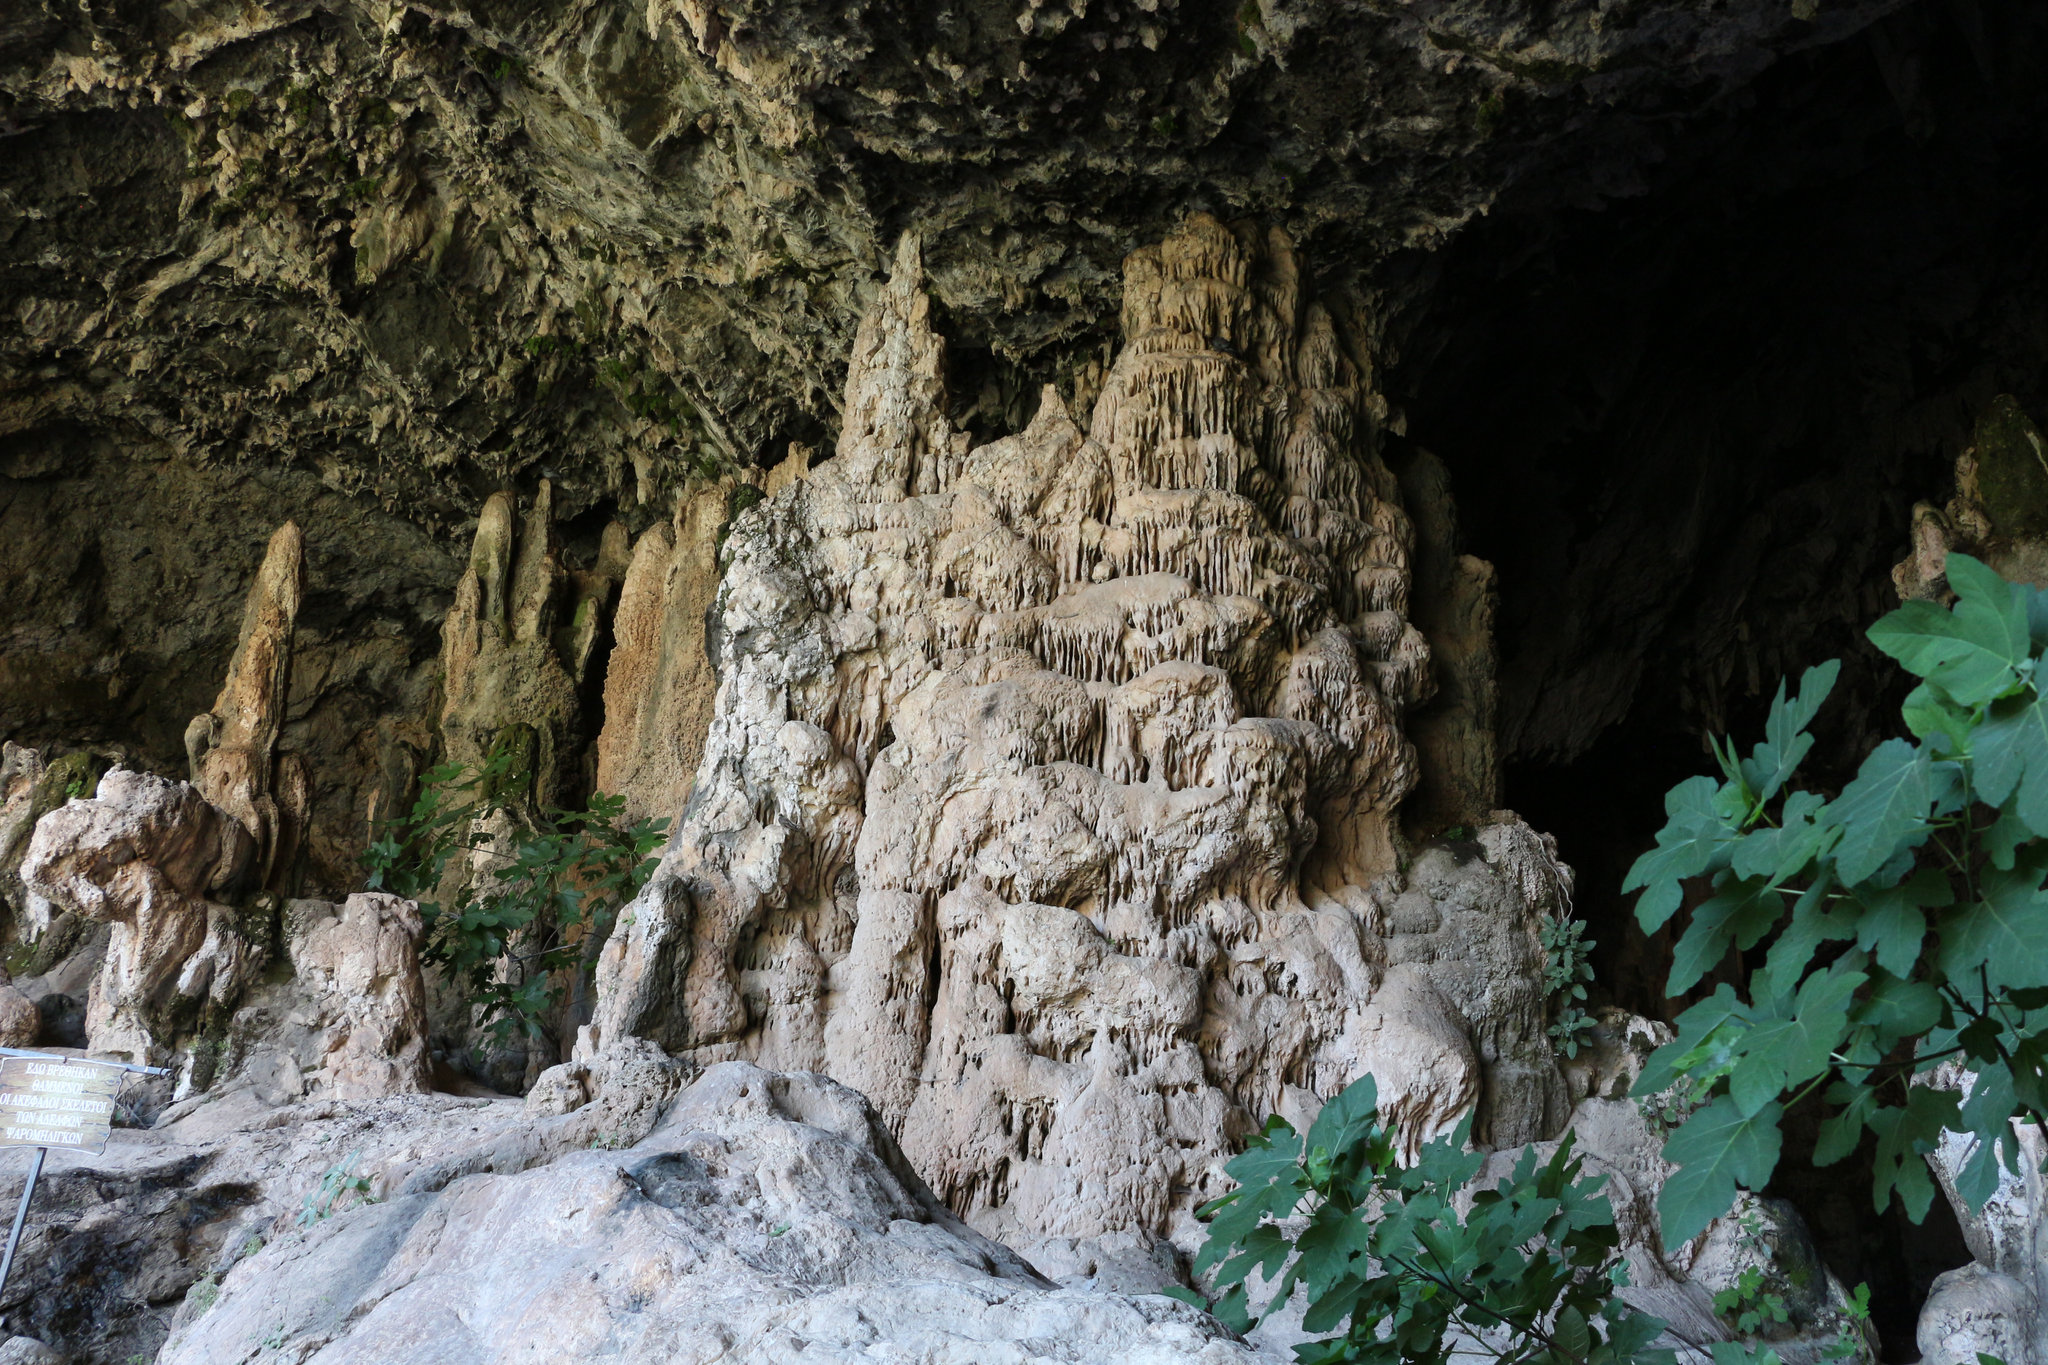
[1391,0,2048,1351]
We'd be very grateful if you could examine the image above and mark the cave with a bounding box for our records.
[2,0,2045,1360]
[1392,0,2048,1350]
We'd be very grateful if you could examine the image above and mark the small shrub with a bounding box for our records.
[298,1150,376,1228]
[1167,1073,1729,1365]
[1541,912,1597,1058]
[362,744,667,1041]
[1714,1266,1789,1337]
[1627,553,2048,1246]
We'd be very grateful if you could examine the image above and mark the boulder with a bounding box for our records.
[0,986,38,1048]
[18,769,261,1065]
[156,1062,1264,1365]
[282,894,433,1099]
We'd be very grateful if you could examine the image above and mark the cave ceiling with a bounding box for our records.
[10,0,2048,814]
[2,0,1911,520]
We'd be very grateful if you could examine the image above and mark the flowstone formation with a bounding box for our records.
[592,216,1567,1252]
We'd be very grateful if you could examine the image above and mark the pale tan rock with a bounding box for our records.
[19,769,260,1064]
[1894,395,2048,600]
[0,985,38,1047]
[595,480,733,823]
[589,218,1568,1254]
[1399,449,1501,835]
[0,744,47,932]
[0,1337,65,1365]
[1920,1264,2040,1365]
[1,746,110,942]
[523,1059,593,1116]
[285,894,432,1099]
[1920,1063,2048,1365]
[157,1062,1264,1365]
[185,521,307,893]
[435,484,631,1085]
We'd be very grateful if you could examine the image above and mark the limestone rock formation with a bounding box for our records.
[439,483,630,812]
[1919,1063,2048,1365]
[19,769,263,1065]
[589,217,1565,1256]
[1889,480,2048,1365]
[1895,395,2048,599]
[185,521,309,895]
[1396,450,1502,838]
[276,893,433,1100]
[596,479,739,823]
[157,1061,1261,1365]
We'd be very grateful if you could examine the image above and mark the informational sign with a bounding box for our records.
[0,1057,123,1156]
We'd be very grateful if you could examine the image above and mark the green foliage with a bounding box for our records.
[298,1149,376,1228]
[1713,1266,1789,1337]
[361,746,668,1042]
[1822,1284,1873,1362]
[1542,913,1598,1058]
[1170,1074,1696,1365]
[1639,1074,1707,1138]
[1626,553,2048,1246]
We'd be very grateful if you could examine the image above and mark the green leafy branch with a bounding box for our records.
[1542,912,1598,1058]
[1168,1074,1714,1365]
[1625,552,2048,1246]
[362,745,668,1042]
[298,1149,377,1229]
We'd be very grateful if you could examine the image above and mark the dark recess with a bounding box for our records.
[1393,0,2048,1351]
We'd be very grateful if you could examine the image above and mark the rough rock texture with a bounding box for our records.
[1395,449,1500,838]
[439,483,628,811]
[0,0,1907,509]
[157,1061,1261,1365]
[0,0,1933,920]
[1896,395,2048,600]
[18,769,264,1066]
[276,893,433,1100]
[185,521,310,895]
[588,218,1565,1255]
[596,478,737,822]
[1918,1065,2048,1365]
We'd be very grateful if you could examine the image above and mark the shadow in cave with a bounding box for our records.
[1389,0,2048,1353]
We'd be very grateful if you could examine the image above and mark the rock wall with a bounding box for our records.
[589,216,1565,1252]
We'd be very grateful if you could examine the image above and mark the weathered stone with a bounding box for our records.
[18,769,261,1065]
[0,986,39,1048]
[185,521,308,896]
[280,893,433,1100]
[595,479,737,823]
[588,218,1566,1257]
[157,1062,1264,1365]
[439,483,628,812]
[1397,450,1502,838]
[1920,1063,2048,1365]
[1895,395,2048,600]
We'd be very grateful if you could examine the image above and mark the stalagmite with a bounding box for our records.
[185,521,308,894]
[590,215,1562,1271]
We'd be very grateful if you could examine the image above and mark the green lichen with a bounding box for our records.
[1474,90,1506,137]
[1972,394,2048,538]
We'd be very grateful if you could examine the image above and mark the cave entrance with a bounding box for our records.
[1389,0,2048,1352]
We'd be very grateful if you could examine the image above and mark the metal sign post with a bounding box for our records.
[0,1049,170,1304]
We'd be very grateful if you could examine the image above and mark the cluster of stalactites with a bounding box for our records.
[794,215,1428,826]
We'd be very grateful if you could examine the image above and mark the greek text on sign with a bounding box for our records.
[0,1058,122,1155]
